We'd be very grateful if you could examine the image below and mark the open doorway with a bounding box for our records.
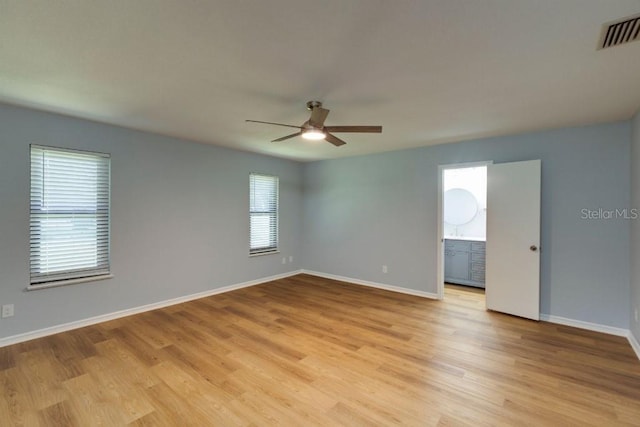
[437,162,490,301]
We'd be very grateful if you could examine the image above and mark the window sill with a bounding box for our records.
[26,274,113,291]
[249,250,280,258]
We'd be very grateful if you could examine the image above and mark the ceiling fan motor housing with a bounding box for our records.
[302,121,322,131]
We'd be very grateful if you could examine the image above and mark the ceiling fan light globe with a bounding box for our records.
[302,129,326,140]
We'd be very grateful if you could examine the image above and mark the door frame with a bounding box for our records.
[436,161,493,300]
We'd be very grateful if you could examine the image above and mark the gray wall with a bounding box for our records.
[0,103,302,339]
[631,109,640,341]
[0,100,635,340]
[302,123,631,328]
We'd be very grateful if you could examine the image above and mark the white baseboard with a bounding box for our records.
[628,331,640,360]
[4,269,638,362]
[0,270,302,348]
[513,313,639,361]
[301,270,439,300]
[539,313,629,337]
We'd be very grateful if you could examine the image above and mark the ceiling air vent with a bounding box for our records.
[598,13,640,49]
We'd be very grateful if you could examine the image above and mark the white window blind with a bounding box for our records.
[30,145,111,285]
[249,173,278,255]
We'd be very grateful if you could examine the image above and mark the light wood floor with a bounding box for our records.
[1,274,639,426]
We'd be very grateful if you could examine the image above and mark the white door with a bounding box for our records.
[486,160,541,320]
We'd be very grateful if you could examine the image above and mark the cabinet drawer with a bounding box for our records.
[471,261,485,272]
[471,251,485,262]
[471,241,486,251]
[471,270,485,283]
[445,240,471,251]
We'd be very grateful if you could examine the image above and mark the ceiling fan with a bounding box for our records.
[246,101,382,147]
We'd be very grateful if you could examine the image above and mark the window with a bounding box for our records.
[30,145,111,287]
[249,173,278,255]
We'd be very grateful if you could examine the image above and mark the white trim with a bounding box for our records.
[437,165,444,300]
[302,270,439,300]
[298,276,638,361]
[539,313,629,337]
[249,250,280,258]
[27,274,114,291]
[6,269,638,362]
[507,314,640,361]
[0,270,302,348]
[628,331,640,360]
[438,161,494,170]
[31,143,110,158]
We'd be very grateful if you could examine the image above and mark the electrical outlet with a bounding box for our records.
[282,257,286,264]
[382,265,388,274]
[2,304,14,318]
[289,256,293,263]
[635,308,638,323]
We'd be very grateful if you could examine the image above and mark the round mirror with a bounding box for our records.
[444,188,478,225]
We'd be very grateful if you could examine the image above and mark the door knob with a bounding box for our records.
[530,245,538,252]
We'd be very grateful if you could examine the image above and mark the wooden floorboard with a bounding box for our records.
[1,274,639,426]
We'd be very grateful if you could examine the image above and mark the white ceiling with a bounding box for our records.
[0,1,639,162]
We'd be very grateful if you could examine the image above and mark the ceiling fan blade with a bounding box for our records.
[246,119,302,129]
[324,125,382,133]
[325,132,347,147]
[309,107,330,127]
[272,132,302,142]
